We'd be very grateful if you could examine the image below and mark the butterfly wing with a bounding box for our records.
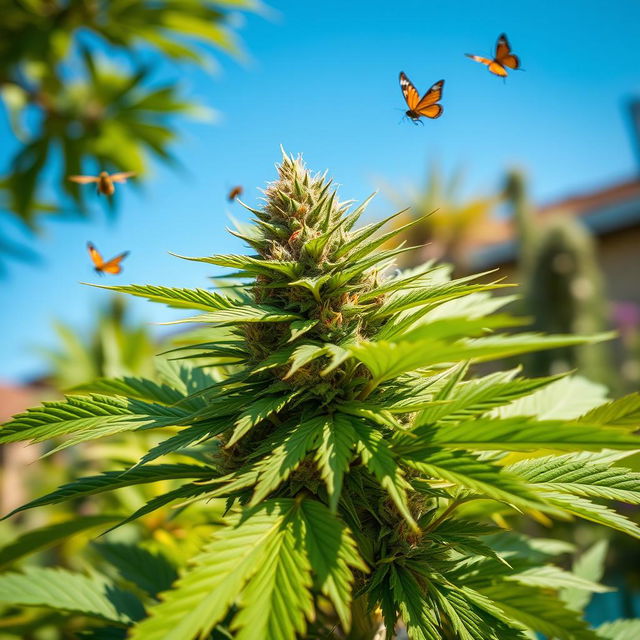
[465,53,493,67]
[415,80,444,118]
[87,242,104,269]
[488,61,508,77]
[495,33,519,69]
[69,175,99,184]
[101,251,130,275]
[109,172,136,184]
[399,72,420,111]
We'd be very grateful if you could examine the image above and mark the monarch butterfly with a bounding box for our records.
[87,242,129,275]
[399,72,444,123]
[68,171,136,196]
[228,185,243,202]
[465,33,520,77]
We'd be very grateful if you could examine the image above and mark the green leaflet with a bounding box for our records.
[415,369,562,426]
[402,449,542,511]
[411,417,640,451]
[165,305,302,326]
[93,543,178,599]
[176,253,302,279]
[128,499,361,640]
[0,567,144,624]
[561,540,609,612]
[251,417,327,504]
[596,619,640,640]
[492,375,609,420]
[350,333,612,385]
[87,284,243,312]
[315,414,356,511]
[579,392,640,427]
[540,491,640,539]
[475,584,599,640]
[351,419,418,530]
[227,393,300,447]
[0,394,189,447]
[0,515,123,569]
[506,452,640,504]
[3,464,213,518]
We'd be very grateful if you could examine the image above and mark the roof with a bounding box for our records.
[0,382,42,422]
[468,177,640,270]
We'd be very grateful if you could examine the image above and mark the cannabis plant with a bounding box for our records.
[2,153,640,640]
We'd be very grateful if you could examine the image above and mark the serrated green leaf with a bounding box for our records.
[315,415,355,511]
[167,305,302,326]
[562,540,609,612]
[350,334,611,385]
[177,253,301,279]
[3,464,212,519]
[596,619,640,640]
[403,449,540,510]
[414,417,640,451]
[505,564,610,593]
[285,343,326,378]
[541,491,640,538]
[579,392,640,427]
[415,369,561,426]
[251,418,326,504]
[476,584,599,640]
[128,500,314,640]
[298,500,366,630]
[94,543,178,598]
[0,395,188,448]
[389,565,440,640]
[493,376,609,420]
[0,515,122,569]
[87,284,241,312]
[227,394,298,447]
[287,319,318,343]
[351,420,418,530]
[0,567,144,624]
[507,453,640,504]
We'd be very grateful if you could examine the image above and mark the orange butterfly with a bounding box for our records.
[399,72,444,124]
[87,242,129,275]
[68,171,136,196]
[228,185,243,202]
[465,33,520,77]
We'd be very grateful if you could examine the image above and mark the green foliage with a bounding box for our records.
[0,566,144,624]
[2,153,640,639]
[381,162,498,268]
[41,296,157,389]
[0,0,258,267]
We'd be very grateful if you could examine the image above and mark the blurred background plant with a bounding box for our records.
[0,0,260,271]
[40,295,157,390]
[503,169,617,388]
[380,162,498,269]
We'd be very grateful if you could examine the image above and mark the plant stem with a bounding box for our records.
[424,498,463,534]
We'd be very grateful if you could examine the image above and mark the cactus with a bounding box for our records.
[505,169,616,386]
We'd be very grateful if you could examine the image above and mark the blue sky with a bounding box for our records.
[1,0,639,382]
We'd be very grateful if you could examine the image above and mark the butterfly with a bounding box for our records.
[87,242,129,275]
[228,185,243,202]
[399,72,444,123]
[465,33,520,77]
[68,171,136,196]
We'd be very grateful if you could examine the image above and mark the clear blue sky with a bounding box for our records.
[1,0,639,382]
